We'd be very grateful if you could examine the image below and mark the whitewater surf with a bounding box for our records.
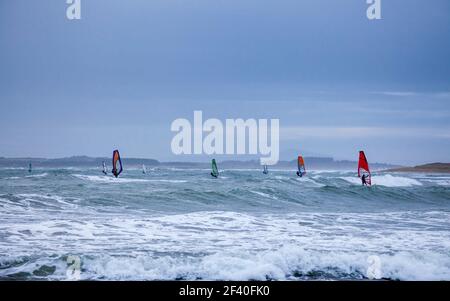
[0,168,449,280]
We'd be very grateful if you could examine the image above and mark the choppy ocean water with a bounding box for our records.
[0,167,449,280]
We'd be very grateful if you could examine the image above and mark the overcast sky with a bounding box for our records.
[0,0,449,165]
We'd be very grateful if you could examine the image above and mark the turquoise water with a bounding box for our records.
[0,167,449,280]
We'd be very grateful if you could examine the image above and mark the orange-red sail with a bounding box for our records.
[298,156,306,176]
[112,150,123,178]
[358,151,371,185]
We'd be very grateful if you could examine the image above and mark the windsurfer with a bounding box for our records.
[361,174,367,186]
[102,161,107,175]
[111,150,123,178]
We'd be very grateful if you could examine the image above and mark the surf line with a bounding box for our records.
[171,111,279,165]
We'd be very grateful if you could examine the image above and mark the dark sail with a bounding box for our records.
[112,150,123,178]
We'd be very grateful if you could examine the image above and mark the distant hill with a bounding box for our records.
[0,156,160,167]
[0,156,398,170]
[385,163,450,173]
[182,157,397,170]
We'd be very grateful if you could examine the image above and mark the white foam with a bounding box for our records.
[0,167,25,170]
[309,170,353,174]
[294,177,326,187]
[72,174,150,183]
[274,175,290,181]
[147,179,187,183]
[249,190,279,200]
[72,174,188,184]
[341,174,423,187]
[410,175,450,186]
[3,173,48,180]
[25,173,48,178]
[434,180,450,186]
[1,210,449,280]
[415,177,450,186]
[17,193,78,207]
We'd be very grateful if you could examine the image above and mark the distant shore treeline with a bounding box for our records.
[385,163,450,173]
[0,156,399,170]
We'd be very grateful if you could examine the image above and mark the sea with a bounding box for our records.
[0,167,449,280]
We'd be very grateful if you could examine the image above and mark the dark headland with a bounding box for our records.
[385,163,450,173]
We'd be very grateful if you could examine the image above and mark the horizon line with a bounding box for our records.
[0,155,411,167]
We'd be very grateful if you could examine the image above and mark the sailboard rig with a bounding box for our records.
[296,156,306,177]
[211,159,219,178]
[358,151,371,186]
[102,161,107,175]
[263,164,268,175]
[28,163,32,173]
[142,164,147,174]
[111,150,123,178]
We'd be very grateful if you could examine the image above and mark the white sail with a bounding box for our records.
[142,164,147,174]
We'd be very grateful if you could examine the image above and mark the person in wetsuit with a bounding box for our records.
[361,174,367,186]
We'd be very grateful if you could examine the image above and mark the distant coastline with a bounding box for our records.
[0,155,399,171]
[384,163,450,173]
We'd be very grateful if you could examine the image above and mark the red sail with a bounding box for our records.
[358,151,371,185]
[298,156,306,175]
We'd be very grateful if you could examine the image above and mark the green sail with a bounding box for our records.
[211,159,219,177]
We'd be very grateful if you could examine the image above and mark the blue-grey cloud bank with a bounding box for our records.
[0,0,449,165]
